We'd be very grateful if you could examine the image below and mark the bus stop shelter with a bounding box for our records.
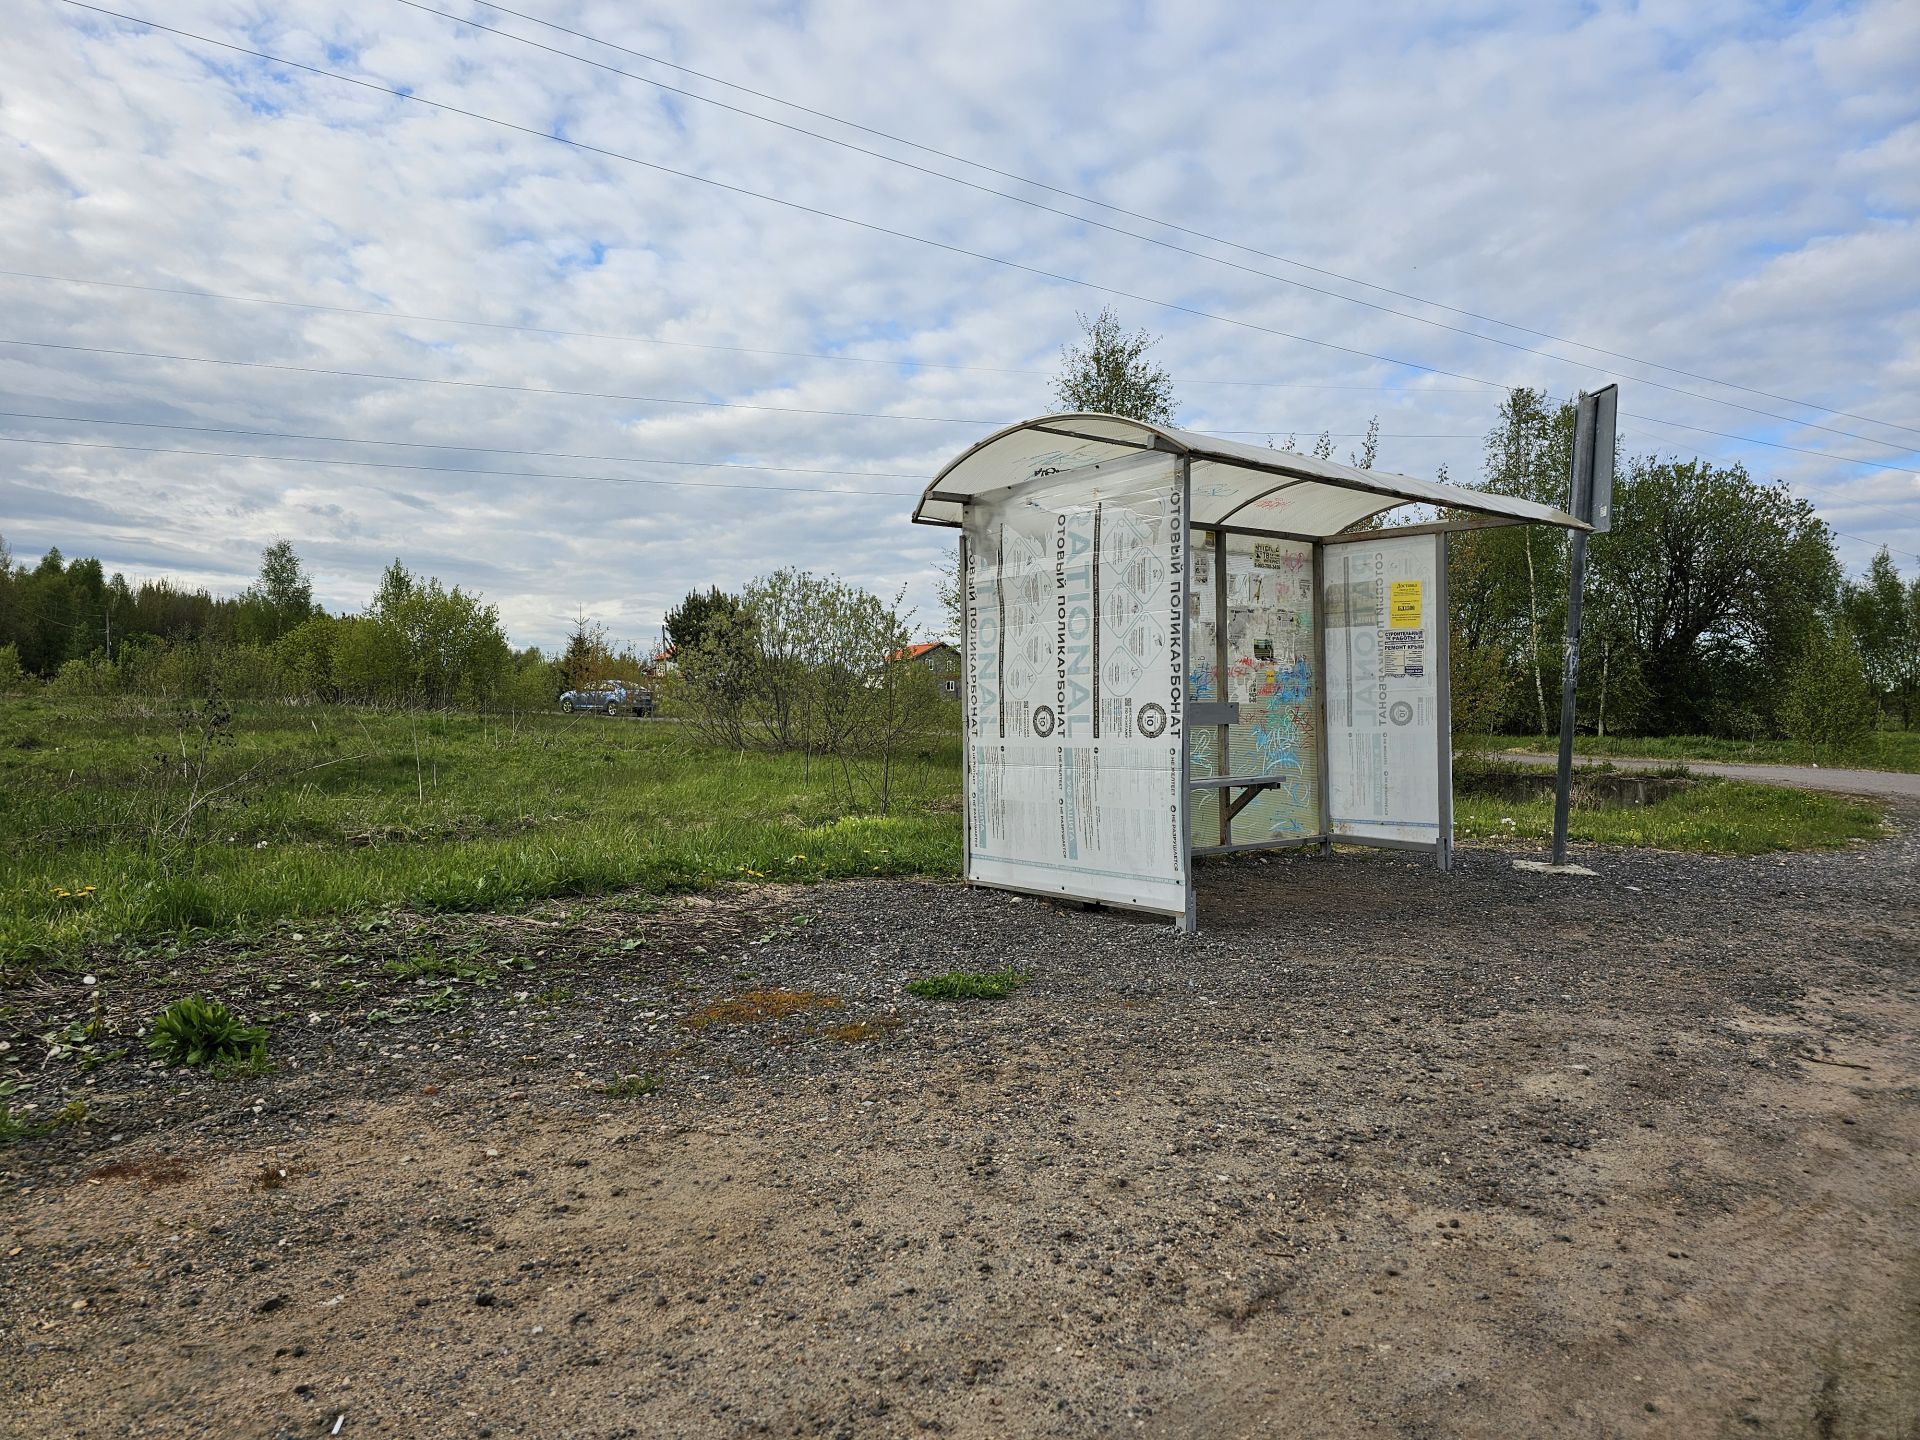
[911,412,1588,931]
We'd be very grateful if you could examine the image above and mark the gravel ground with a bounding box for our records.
[3,813,1917,1440]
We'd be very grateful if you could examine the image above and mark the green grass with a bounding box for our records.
[905,967,1030,1001]
[0,695,962,966]
[1464,729,1920,773]
[1454,776,1886,855]
[2,696,1895,967]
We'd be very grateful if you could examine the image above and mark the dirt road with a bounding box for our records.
[4,813,1917,1438]
[1494,747,1920,801]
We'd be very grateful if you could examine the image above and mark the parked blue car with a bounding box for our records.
[558,680,654,717]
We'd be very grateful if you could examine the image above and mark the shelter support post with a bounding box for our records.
[957,532,973,887]
[1177,457,1197,935]
[1313,541,1333,857]
[1213,529,1230,847]
[1435,533,1454,872]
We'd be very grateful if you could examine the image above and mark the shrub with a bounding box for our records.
[0,642,26,694]
[146,996,268,1069]
[1779,621,1876,755]
[48,654,116,699]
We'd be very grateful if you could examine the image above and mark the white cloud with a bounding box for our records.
[1,0,1915,651]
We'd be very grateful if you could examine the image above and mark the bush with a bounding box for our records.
[210,643,286,701]
[47,654,116,699]
[146,996,268,1069]
[1780,622,1876,755]
[0,642,25,694]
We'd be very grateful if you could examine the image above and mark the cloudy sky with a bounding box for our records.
[3,0,1916,651]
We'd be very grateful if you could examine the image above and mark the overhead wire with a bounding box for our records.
[3,334,1910,477]
[0,410,932,479]
[401,0,1920,442]
[26,4,1920,552]
[0,336,997,426]
[0,434,927,499]
[0,268,1490,396]
[57,2,1920,478]
[49,6,1623,404]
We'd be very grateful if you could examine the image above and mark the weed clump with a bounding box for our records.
[146,996,268,1069]
[600,1072,662,1098]
[905,968,1029,1001]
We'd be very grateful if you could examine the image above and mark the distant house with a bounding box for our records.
[889,640,961,699]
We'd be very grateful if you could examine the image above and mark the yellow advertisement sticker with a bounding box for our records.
[1388,579,1423,629]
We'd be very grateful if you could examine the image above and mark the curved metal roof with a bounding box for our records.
[911,412,1586,537]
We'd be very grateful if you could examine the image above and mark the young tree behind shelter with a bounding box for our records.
[1052,307,1176,424]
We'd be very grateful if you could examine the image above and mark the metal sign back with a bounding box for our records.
[1578,384,1618,533]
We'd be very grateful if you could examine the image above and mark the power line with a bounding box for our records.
[62,3,1919,470]
[0,336,995,426]
[405,0,1920,443]
[1615,410,1919,479]
[7,332,1911,478]
[52,5,1577,400]
[1616,426,1920,563]
[10,412,1909,564]
[0,435,927,499]
[0,410,930,479]
[0,268,1491,396]
[0,410,1475,457]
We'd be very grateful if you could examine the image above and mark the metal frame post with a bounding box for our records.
[1213,528,1231,847]
[1312,541,1333,856]
[1434,532,1454,873]
[958,532,973,887]
[1176,458,1197,934]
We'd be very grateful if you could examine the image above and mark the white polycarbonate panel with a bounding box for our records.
[962,451,1191,917]
[1218,482,1395,536]
[1322,533,1449,846]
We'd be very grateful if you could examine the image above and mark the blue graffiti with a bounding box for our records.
[1254,700,1302,775]
[1188,658,1217,701]
[1274,658,1311,704]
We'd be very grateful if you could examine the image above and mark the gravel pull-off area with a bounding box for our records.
[3,813,1918,1439]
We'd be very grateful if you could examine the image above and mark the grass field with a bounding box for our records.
[1465,729,1920,773]
[0,696,960,967]
[0,697,1892,967]
[1453,776,1886,855]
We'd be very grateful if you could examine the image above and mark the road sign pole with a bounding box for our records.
[1551,386,1612,866]
[1550,528,1588,866]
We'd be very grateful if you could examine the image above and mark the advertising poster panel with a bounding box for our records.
[1322,532,1449,847]
[962,454,1189,915]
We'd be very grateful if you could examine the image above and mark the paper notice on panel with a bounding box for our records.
[963,453,1189,916]
[1323,534,1447,845]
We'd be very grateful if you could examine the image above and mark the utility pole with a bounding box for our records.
[1551,385,1617,866]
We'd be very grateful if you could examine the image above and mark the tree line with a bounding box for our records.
[1446,389,1916,745]
[1047,312,1916,746]
[0,536,554,708]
